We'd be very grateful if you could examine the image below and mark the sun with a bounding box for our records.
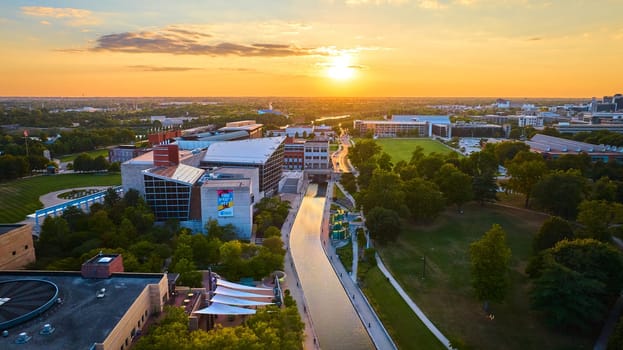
[326,54,356,81]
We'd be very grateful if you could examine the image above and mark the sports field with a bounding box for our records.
[374,138,455,163]
[0,173,121,223]
[376,203,592,350]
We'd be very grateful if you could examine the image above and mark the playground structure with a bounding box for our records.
[330,208,350,241]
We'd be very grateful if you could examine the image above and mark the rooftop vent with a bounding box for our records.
[15,332,31,344]
[562,147,567,152]
[96,288,106,299]
[589,148,594,152]
[2,330,8,337]
[576,148,581,152]
[40,323,55,335]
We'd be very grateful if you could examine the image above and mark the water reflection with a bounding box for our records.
[290,183,374,350]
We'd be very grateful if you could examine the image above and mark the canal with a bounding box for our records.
[290,183,374,350]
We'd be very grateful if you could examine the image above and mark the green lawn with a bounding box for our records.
[362,267,446,350]
[377,203,592,350]
[374,138,454,164]
[59,148,110,162]
[0,173,121,223]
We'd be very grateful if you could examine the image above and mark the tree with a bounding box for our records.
[531,258,607,331]
[531,170,588,219]
[365,207,402,244]
[492,141,530,165]
[530,239,623,331]
[435,164,473,211]
[469,224,512,311]
[591,176,618,202]
[349,138,381,168]
[402,178,445,223]
[359,169,406,214]
[172,258,202,287]
[533,216,574,253]
[505,153,548,208]
[377,151,393,171]
[577,200,623,241]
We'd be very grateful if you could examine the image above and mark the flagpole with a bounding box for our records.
[24,130,29,157]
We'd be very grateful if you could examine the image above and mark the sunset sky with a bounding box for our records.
[1,0,622,97]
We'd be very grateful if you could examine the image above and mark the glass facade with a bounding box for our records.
[143,174,192,220]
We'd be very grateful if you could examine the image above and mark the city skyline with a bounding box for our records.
[1,0,622,98]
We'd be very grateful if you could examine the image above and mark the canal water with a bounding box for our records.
[290,183,374,350]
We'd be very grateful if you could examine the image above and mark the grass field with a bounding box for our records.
[362,267,446,350]
[59,148,110,162]
[377,203,593,350]
[0,173,121,223]
[374,138,454,164]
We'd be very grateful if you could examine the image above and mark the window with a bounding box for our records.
[12,251,16,256]
[24,245,28,250]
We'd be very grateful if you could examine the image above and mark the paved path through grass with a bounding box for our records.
[376,255,452,349]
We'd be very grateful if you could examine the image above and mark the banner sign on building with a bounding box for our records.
[217,189,234,217]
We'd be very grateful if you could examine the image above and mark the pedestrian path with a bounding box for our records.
[376,255,453,349]
[321,181,397,350]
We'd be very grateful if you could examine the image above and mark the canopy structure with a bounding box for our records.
[214,286,273,299]
[211,294,274,307]
[194,302,257,315]
[216,279,272,291]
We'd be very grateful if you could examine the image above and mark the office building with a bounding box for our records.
[0,254,168,350]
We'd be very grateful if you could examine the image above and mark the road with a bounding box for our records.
[332,133,352,173]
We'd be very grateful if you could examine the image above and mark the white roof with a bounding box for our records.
[214,286,273,298]
[202,137,285,165]
[210,294,274,306]
[144,164,204,186]
[194,302,257,315]
[216,279,272,291]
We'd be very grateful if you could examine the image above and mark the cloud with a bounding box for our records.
[91,28,316,57]
[217,67,258,72]
[527,37,543,41]
[345,0,409,5]
[417,0,449,9]
[127,65,203,72]
[21,6,99,26]
[40,20,51,25]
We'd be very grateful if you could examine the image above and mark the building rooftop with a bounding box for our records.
[202,179,251,188]
[218,124,263,133]
[145,164,205,186]
[0,271,164,350]
[202,137,285,165]
[392,115,451,124]
[124,149,196,165]
[0,224,26,236]
[526,134,623,154]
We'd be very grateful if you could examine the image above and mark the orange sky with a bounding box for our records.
[1,1,622,97]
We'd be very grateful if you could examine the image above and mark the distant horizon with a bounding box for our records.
[0,95,599,100]
[2,1,622,97]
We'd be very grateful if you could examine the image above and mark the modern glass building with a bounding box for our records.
[143,164,205,220]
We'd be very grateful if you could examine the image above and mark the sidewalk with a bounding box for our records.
[376,255,452,349]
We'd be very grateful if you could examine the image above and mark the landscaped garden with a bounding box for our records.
[375,203,594,350]
[0,173,121,223]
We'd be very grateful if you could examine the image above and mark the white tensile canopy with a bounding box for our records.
[194,302,257,315]
[214,286,273,298]
[216,279,272,291]
[210,294,274,307]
